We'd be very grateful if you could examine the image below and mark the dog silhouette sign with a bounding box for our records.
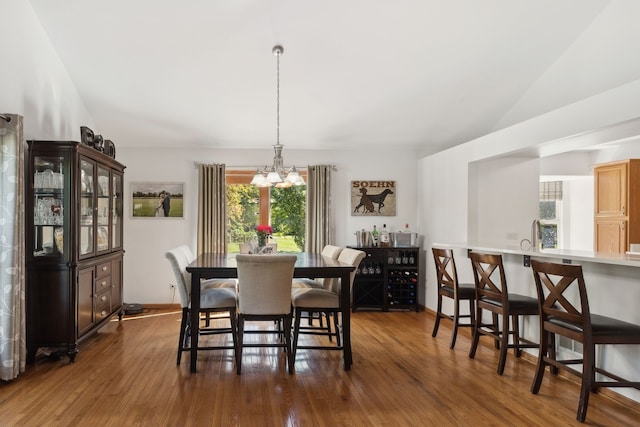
[351,180,396,216]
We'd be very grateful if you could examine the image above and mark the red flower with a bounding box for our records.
[256,224,273,234]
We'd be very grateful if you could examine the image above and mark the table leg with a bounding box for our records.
[341,271,352,370]
[190,273,201,373]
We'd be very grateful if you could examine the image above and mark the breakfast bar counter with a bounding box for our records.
[434,243,640,268]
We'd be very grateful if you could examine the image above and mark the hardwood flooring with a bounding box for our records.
[1,309,639,426]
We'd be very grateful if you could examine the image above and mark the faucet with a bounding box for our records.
[531,219,541,250]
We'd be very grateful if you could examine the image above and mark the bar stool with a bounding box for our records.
[431,247,476,349]
[530,259,640,422]
[468,251,539,375]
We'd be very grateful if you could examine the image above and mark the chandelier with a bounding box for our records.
[251,45,305,188]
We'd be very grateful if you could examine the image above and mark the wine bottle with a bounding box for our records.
[371,225,379,247]
[380,224,390,247]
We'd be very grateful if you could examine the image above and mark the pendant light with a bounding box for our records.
[251,45,305,188]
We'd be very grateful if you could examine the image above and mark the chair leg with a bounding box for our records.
[497,313,509,375]
[492,313,500,349]
[577,344,594,422]
[512,315,521,357]
[469,298,476,327]
[431,292,443,338]
[450,297,460,349]
[468,306,481,359]
[284,315,294,374]
[292,308,302,361]
[177,308,189,365]
[549,333,558,375]
[325,311,333,342]
[333,311,341,347]
[229,308,238,371]
[530,325,548,394]
[236,316,244,375]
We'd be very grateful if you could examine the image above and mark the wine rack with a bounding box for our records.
[349,246,420,312]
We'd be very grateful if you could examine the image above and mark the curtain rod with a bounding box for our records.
[193,162,337,170]
[0,114,11,123]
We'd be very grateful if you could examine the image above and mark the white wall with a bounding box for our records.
[468,156,539,247]
[118,147,418,304]
[0,0,94,141]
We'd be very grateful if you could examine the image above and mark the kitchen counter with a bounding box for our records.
[433,242,640,268]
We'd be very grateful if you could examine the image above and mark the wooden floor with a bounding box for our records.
[2,309,639,426]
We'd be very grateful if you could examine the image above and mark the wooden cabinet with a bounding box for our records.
[26,140,126,363]
[594,159,640,253]
[349,246,420,312]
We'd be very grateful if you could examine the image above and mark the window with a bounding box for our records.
[225,170,306,253]
[539,181,563,249]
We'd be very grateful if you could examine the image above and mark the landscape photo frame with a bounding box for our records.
[131,182,184,218]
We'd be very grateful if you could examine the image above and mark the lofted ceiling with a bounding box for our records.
[28,0,629,155]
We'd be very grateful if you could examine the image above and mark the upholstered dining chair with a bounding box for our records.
[292,244,344,289]
[291,245,344,337]
[182,245,236,327]
[291,247,365,361]
[468,251,539,375]
[431,247,476,349]
[165,246,238,366]
[530,259,640,423]
[235,254,298,374]
[182,245,237,290]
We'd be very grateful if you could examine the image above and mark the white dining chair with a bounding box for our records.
[292,244,343,289]
[235,254,297,374]
[291,245,344,338]
[165,246,238,366]
[291,248,365,361]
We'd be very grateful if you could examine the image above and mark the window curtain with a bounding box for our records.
[197,163,227,255]
[305,165,332,253]
[0,114,26,380]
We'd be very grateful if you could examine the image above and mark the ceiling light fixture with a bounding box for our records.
[251,45,305,188]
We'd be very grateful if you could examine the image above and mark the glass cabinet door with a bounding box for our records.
[112,171,123,249]
[79,158,95,257]
[33,155,65,257]
[96,165,110,253]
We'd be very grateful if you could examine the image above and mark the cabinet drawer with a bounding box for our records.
[96,261,111,278]
[95,275,112,293]
[95,291,112,319]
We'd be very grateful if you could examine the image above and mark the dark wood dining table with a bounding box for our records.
[186,252,356,373]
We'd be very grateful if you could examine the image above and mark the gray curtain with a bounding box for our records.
[197,163,227,255]
[0,114,26,380]
[305,165,332,253]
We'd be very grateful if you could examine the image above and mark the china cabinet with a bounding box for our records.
[26,140,125,362]
[349,246,420,312]
[594,159,640,253]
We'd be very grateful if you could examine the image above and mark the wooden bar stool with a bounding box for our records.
[530,259,640,422]
[431,248,476,349]
[468,251,539,375]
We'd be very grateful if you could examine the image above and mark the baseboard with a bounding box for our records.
[140,303,181,310]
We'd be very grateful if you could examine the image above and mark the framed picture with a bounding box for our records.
[131,182,184,218]
[351,180,396,216]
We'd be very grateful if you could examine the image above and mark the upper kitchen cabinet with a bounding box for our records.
[26,140,126,362]
[594,159,640,253]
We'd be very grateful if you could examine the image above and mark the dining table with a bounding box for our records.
[186,252,356,373]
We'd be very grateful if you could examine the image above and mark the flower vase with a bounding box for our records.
[256,235,269,254]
